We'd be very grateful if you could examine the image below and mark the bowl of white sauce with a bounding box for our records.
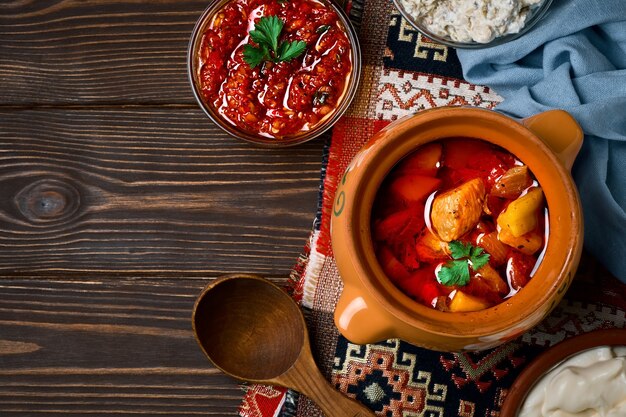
[393,0,553,48]
[500,329,626,417]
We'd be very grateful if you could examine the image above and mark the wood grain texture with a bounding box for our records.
[0,277,292,416]
[0,0,209,106]
[0,107,326,276]
[1,0,327,415]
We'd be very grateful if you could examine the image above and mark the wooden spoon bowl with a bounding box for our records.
[192,274,374,417]
[193,274,304,381]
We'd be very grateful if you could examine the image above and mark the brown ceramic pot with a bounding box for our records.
[331,107,584,351]
[500,328,626,416]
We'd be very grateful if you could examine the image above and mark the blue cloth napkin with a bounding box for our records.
[457,0,626,283]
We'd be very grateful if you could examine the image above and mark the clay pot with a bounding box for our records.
[331,107,584,351]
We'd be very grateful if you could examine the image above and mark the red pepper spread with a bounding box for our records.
[198,0,353,138]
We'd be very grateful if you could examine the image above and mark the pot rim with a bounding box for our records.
[336,106,583,340]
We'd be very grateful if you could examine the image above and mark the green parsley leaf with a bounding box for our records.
[277,40,306,62]
[437,260,470,286]
[243,44,269,68]
[437,240,490,287]
[469,245,490,270]
[243,15,307,68]
[249,16,283,52]
[448,240,472,260]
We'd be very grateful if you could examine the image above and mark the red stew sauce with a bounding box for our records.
[197,0,353,138]
[371,138,548,312]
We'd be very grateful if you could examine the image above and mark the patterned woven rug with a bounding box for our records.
[239,0,626,416]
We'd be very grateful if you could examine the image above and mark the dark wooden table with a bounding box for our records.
[0,1,326,415]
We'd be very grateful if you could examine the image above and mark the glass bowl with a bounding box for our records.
[187,0,362,147]
[392,0,553,49]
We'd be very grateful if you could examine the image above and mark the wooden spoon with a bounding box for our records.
[192,274,374,417]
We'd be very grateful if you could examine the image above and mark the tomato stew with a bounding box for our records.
[371,138,548,312]
[196,0,353,139]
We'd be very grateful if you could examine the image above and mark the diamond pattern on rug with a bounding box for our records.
[330,295,626,416]
[522,300,626,347]
[333,340,449,417]
[440,342,526,394]
[375,69,501,121]
[383,12,463,79]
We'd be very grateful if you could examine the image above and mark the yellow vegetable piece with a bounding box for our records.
[497,187,544,237]
[449,290,491,312]
[475,264,508,295]
[498,228,543,255]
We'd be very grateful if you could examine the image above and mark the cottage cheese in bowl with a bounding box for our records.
[398,0,545,44]
[519,346,626,417]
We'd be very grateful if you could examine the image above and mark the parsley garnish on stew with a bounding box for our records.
[243,16,307,68]
[436,241,490,287]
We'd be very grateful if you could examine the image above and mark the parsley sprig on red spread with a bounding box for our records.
[436,241,490,287]
[243,16,307,68]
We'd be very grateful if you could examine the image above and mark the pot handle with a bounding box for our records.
[334,284,395,345]
[520,110,583,171]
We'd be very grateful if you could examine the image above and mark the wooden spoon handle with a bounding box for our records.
[280,363,375,417]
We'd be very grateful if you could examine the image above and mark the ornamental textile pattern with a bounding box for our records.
[238,0,626,416]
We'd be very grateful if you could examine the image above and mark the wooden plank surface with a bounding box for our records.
[0,107,325,276]
[0,277,279,416]
[0,0,208,105]
[1,0,324,415]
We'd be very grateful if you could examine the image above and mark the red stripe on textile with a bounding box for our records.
[239,385,288,417]
[287,237,312,303]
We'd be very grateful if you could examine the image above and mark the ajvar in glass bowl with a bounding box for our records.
[188,0,361,146]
